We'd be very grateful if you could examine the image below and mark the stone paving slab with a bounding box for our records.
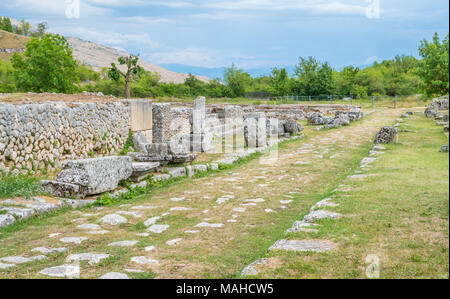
[40,264,80,278]
[100,272,130,279]
[241,258,269,277]
[67,253,110,265]
[0,255,47,264]
[304,210,342,223]
[268,239,336,253]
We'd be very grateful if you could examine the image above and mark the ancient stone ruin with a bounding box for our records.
[1,95,365,201]
[374,127,398,144]
[424,96,449,151]
[41,156,133,198]
[307,108,364,129]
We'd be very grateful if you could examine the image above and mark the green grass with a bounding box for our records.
[254,113,449,279]
[0,173,44,199]
[150,95,428,109]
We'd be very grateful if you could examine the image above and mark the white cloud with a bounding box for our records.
[190,12,256,20]
[205,0,367,15]
[2,0,112,17]
[130,0,372,16]
[147,47,220,68]
[88,0,147,6]
[117,16,178,25]
[146,46,280,69]
[3,0,112,17]
[55,26,160,48]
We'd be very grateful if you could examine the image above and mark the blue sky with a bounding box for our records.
[1,0,449,74]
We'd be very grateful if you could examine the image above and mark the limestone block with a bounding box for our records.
[41,180,87,198]
[130,162,160,181]
[284,119,304,135]
[56,156,132,195]
[192,96,206,134]
[191,133,214,153]
[168,135,190,155]
[130,100,152,131]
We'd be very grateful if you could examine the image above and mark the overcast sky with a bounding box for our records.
[1,0,449,70]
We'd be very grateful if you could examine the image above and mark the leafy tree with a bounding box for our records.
[0,60,16,92]
[269,68,290,96]
[19,19,31,36]
[223,64,251,97]
[11,34,79,93]
[293,57,335,96]
[184,73,202,89]
[76,64,100,82]
[337,66,360,95]
[108,54,142,98]
[418,32,449,97]
[0,17,13,33]
[37,22,47,37]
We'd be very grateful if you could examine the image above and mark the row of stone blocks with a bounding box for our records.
[41,157,160,199]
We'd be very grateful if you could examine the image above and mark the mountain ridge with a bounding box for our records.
[0,26,211,84]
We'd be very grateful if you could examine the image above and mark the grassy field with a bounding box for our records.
[0,29,28,62]
[150,95,426,109]
[252,113,449,279]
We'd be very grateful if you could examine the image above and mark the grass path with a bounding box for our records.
[1,108,426,279]
[253,112,449,279]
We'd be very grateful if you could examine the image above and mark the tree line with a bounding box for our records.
[0,28,448,99]
[0,16,47,38]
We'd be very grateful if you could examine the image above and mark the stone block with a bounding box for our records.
[56,156,132,196]
[168,167,187,178]
[191,133,214,153]
[145,143,169,157]
[0,214,16,228]
[284,119,304,135]
[130,100,152,131]
[130,162,160,181]
[131,130,152,153]
[168,135,191,155]
[41,180,87,199]
[244,112,267,148]
[192,96,206,134]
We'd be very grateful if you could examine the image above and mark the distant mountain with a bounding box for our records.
[159,64,226,81]
[67,37,211,84]
[160,64,297,80]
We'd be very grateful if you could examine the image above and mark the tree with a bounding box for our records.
[184,73,202,89]
[19,19,31,36]
[0,17,13,33]
[35,22,48,38]
[418,32,449,97]
[108,54,142,98]
[11,34,79,93]
[293,57,335,96]
[223,64,251,97]
[338,66,360,95]
[269,68,290,96]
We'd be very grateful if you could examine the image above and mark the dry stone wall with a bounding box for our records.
[0,102,131,174]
